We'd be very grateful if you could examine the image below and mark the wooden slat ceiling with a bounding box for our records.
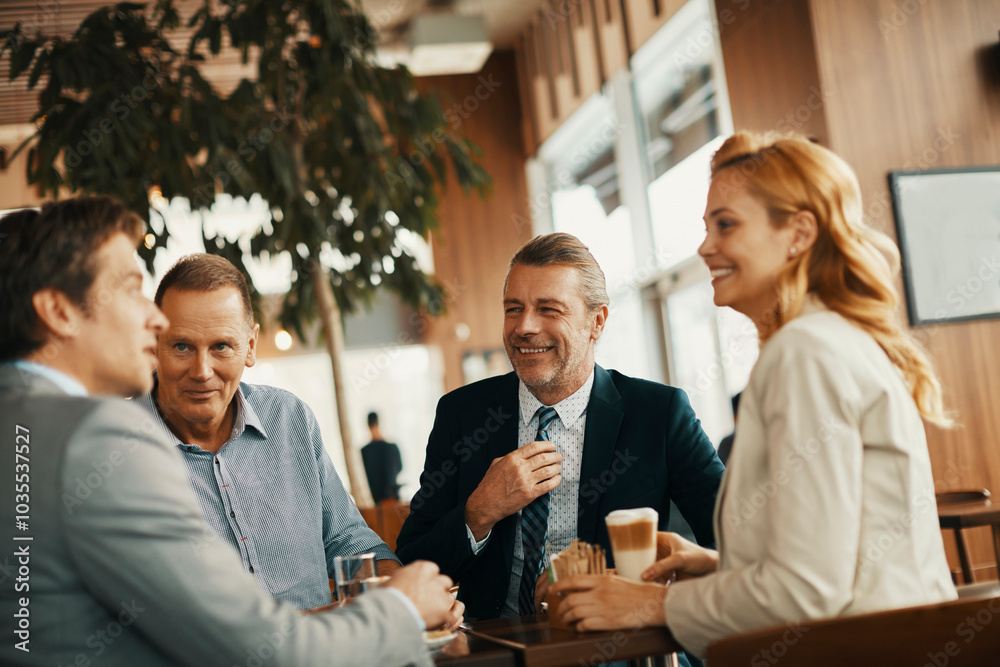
[0,0,544,133]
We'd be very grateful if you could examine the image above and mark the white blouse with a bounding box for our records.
[664,298,956,656]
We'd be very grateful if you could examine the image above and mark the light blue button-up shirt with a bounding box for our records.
[135,380,399,610]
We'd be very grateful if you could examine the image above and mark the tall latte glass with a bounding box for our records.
[605,508,658,582]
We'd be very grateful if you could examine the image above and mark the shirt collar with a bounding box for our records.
[798,293,830,317]
[518,368,595,429]
[139,376,268,448]
[11,360,88,396]
[231,384,267,439]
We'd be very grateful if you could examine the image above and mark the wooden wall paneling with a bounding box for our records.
[530,18,563,142]
[572,0,605,100]
[594,0,631,81]
[806,0,1000,579]
[515,34,540,155]
[622,0,688,55]
[551,1,582,123]
[416,53,533,392]
[714,0,829,144]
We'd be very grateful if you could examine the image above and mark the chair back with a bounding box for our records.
[705,596,1000,667]
[937,489,991,505]
[376,499,410,551]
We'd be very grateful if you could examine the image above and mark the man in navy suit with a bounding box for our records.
[396,233,724,626]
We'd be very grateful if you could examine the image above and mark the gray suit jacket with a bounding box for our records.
[0,365,430,666]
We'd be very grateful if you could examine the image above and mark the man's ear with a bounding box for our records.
[31,288,83,341]
[245,322,260,368]
[789,209,819,254]
[591,304,609,341]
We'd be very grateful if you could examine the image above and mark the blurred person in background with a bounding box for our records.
[362,410,403,504]
[716,392,741,466]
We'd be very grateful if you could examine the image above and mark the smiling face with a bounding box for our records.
[503,263,607,405]
[72,233,168,397]
[154,287,258,443]
[699,169,799,323]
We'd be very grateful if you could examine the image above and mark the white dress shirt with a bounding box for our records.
[464,370,594,616]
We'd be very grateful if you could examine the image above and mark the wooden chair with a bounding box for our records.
[354,500,410,551]
[705,595,1000,666]
[937,489,994,583]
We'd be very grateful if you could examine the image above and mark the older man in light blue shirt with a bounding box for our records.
[137,253,416,611]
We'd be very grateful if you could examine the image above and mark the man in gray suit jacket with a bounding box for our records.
[0,197,453,666]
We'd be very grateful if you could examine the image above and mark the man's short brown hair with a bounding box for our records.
[0,196,143,362]
[505,233,609,311]
[154,254,254,330]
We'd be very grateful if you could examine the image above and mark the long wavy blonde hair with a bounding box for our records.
[711,131,949,425]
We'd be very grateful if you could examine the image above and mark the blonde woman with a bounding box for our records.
[552,132,957,657]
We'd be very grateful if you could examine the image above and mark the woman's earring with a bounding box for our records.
[789,246,797,255]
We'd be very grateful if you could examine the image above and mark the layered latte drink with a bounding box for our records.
[605,508,658,582]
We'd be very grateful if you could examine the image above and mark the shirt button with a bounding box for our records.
[249,565,254,573]
[215,458,220,465]
[230,511,235,517]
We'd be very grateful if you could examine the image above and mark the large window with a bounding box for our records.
[531,0,743,443]
[634,0,731,272]
[537,94,651,378]
[658,261,757,446]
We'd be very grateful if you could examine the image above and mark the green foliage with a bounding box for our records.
[2,0,491,333]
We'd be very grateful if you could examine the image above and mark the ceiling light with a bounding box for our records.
[407,15,492,76]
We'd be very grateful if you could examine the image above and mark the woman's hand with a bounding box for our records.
[549,575,667,631]
[643,532,719,583]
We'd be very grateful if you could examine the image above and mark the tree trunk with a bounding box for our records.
[311,259,374,507]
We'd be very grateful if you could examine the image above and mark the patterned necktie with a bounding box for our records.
[518,406,558,614]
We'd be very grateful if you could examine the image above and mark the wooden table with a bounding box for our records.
[453,614,682,667]
[433,632,517,666]
[937,500,1000,582]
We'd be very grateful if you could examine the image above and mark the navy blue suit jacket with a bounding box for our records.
[396,365,724,622]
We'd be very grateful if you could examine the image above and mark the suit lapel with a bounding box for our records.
[490,374,522,577]
[578,365,623,541]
